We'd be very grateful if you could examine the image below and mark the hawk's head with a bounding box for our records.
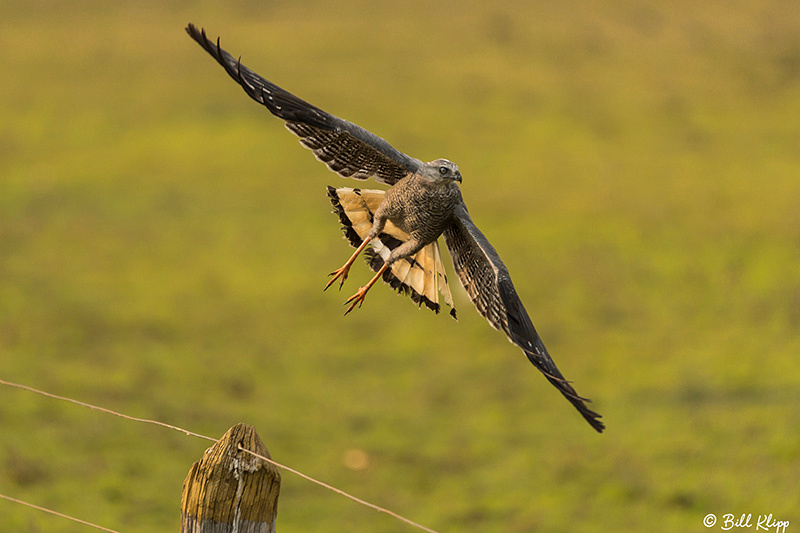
[421,158,462,184]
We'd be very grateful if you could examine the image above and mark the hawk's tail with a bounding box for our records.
[327,186,456,318]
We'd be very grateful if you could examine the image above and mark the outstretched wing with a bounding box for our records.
[443,203,605,433]
[186,24,421,185]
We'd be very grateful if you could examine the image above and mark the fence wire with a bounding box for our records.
[0,378,439,533]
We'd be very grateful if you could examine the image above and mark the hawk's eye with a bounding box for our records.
[439,166,448,175]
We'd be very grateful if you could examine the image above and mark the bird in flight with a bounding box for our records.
[186,24,604,432]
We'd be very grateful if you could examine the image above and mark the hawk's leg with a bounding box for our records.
[325,236,373,291]
[341,236,424,315]
[343,262,389,315]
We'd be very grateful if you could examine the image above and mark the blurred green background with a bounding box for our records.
[2,1,799,531]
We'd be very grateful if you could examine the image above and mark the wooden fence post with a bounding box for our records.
[180,423,281,532]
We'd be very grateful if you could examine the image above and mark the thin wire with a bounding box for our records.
[0,378,440,533]
[0,379,215,442]
[237,446,439,533]
[0,493,120,533]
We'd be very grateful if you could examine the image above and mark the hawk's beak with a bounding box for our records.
[454,171,462,183]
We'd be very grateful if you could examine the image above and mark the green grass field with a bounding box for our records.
[2,1,799,531]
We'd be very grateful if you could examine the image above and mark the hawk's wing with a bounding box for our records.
[186,24,421,185]
[443,203,605,433]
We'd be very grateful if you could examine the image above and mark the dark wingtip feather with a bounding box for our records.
[185,23,199,39]
[523,348,605,433]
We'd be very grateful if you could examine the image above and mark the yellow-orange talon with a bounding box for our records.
[341,262,389,316]
[325,265,350,291]
[343,287,368,315]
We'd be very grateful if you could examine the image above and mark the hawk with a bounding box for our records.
[186,24,604,433]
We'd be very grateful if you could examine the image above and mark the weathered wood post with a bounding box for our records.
[180,423,281,532]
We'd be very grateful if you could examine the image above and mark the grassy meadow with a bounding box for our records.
[2,1,799,531]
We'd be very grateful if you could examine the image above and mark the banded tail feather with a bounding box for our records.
[327,186,456,318]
